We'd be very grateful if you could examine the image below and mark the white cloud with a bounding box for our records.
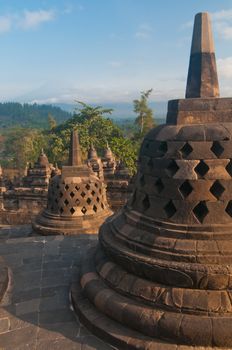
[211,9,232,21]
[108,61,123,68]
[217,56,232,78]
[211,9,232,40]
[19,9,55,30]
[0,9,56,35]
[0,16,12,33]
[135,23,153,39]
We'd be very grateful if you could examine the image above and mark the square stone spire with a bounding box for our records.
[185,12,220,98]
[68,130,82,166]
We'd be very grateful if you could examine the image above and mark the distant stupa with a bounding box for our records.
[33,130,112,235]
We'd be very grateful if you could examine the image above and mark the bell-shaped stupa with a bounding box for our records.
[102,142,116,177]
[87,144,104,180]
[72,13,232,349]
[33,130,112,235]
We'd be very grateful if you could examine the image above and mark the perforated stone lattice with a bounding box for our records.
[136,138,232,224]
[47,176,107,216]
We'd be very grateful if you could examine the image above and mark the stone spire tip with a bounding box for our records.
[186,11,220,98]
[68,130,82,166]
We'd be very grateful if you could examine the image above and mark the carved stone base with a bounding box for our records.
[32,209,112,235]
[71,246,228,350]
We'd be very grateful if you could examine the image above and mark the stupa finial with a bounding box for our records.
[68,130,82,166]
[185,12,220,98]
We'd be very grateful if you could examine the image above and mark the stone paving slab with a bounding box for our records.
[0,226,113,350]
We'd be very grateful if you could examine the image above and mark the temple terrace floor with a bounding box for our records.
[0,225,113,350]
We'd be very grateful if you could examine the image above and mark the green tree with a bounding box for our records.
[2,128,48,168]
[48,113,57,131]
[48,101,138,174]
[133,89,155,136]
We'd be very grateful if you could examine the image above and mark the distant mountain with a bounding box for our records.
[0,101,167,130]
[0,102,71,129]
[54,101,167,121]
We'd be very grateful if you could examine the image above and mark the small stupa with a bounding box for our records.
[72,13,232,349]
[87,144,104,180]
[33,130,112,235]
[101,142,116,177]
[23,149,52,188]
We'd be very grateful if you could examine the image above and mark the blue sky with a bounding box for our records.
[1,0,232,104]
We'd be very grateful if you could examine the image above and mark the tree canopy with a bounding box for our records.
[1,96,157,175]
[133,89,155,136]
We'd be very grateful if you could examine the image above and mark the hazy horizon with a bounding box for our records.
[0,1,232,106]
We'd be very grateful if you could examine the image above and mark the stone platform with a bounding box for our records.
[0,226,112,350]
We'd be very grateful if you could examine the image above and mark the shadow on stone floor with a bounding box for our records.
[0,227,113,350]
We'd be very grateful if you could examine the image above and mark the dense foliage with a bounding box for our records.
[0,102,71,129]
[46,102,138,174]
[1,95,156,175]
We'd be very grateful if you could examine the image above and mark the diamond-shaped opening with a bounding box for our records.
[87,197,91,204]
[142,194,150,210]
[59,192,63,198]
[81,191,86,198]
[70,191,75,198]
[210,180,225,199]
[158,141,168,155]
[226,200,232,217]
[75,198,80,205]
[131,190,136,205]
[81,206,87,214]
[211,141,224,158]
[95,183,99,188]
[180,143,193,157]
[60,207,64,214]
[70,207,75,215]
[65,184,69,190]
[194,161,209,178]
[166,160,179,177]
[75,186,80,191]
[86,184,90,190]
[164,200,176,218]
[226,160,232,176]
[96,197,100,202]
[64,199,69,206]
[101,203,105,209]
[179,180,193,198]
[145,142,149,149]
[99,189,102,194]
[140,175,145,187]
[193,201,209,223]
[147,158,153,170]
[155,178,164,193]
[93,205,97,212]
[91,190,96,196]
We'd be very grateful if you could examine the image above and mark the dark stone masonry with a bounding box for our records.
[33,131,112,235]
[71,12,232,349]
[0,226,112,349]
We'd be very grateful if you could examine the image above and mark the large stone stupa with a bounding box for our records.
[72,13,232,349]
[33,130,112,235]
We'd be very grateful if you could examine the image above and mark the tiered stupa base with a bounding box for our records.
[71,245,230,350]
[33,208,112,235]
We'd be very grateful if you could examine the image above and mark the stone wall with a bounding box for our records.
[0,181,133,225]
